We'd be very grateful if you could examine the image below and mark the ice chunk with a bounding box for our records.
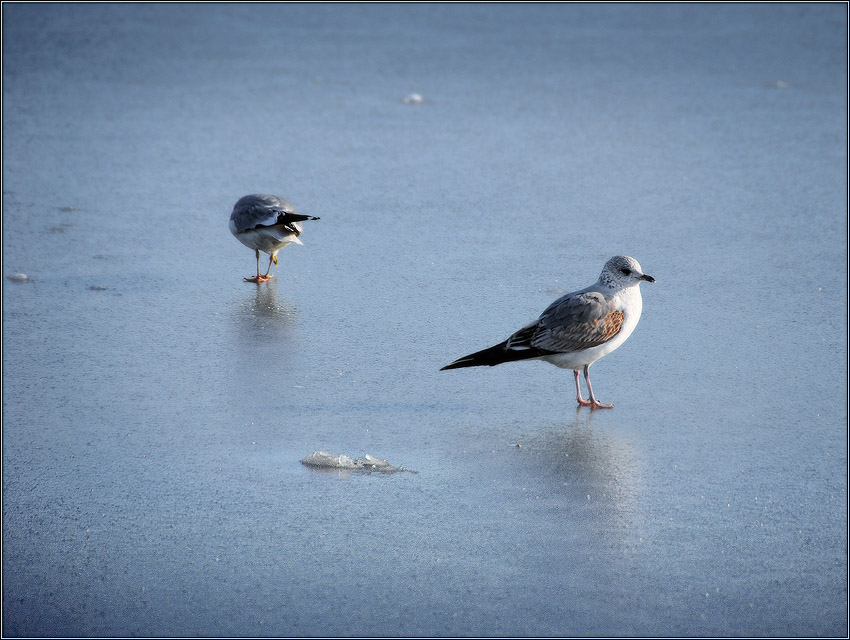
[300,451,345,468]
[301,451,415,473]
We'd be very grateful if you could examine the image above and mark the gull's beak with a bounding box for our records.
[641,273,655,283]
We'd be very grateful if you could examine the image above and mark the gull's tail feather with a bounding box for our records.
[441,342,541,370]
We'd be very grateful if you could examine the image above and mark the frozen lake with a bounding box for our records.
[3,4,847,637]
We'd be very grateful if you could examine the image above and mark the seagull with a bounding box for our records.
[441,255,654,409]
[229,194,320,283]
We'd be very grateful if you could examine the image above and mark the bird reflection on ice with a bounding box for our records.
[228,280,302,386]
[236,279,299,339]
[524,412,645,538]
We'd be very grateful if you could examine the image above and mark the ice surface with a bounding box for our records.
[2,3,846,638]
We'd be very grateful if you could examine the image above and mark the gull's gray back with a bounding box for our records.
[539,286,614,327]
[508,288,622,353]
[230,194,298,233]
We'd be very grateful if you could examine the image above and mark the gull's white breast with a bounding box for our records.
[543,285,643,370]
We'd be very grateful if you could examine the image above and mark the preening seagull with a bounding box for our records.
[229,194,320,283]
[441,255,654,409]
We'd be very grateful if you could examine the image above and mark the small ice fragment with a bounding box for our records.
[402,93,424,104]
[301,451,346,468]
[774,80,789,89]
[357,454,392,470]
[7,273,28,282]
[301,451,415,473]
[337,454,355,468]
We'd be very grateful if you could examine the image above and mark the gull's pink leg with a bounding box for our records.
[584,365,613,409]
[262,254,275,278]
[574,369,594,406]
[244,249,273,283]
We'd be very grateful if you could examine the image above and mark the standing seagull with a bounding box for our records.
[441,255,654,409]
[229,194,320,283]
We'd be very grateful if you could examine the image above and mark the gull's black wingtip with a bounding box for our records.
[441,341,554,371]
[440,354,483,370]
[279,212,321,223]
[440,342,511,370]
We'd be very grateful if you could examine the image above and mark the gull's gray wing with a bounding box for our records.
[506,290,624,354]
[230,194,317,234]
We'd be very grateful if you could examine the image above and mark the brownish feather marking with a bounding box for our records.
[598,310,624,340]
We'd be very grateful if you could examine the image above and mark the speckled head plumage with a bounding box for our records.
[598,255,655,289]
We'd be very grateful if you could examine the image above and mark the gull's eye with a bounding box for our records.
[620,267,631,276]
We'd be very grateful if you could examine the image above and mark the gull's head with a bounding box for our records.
[600,255,655,289]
